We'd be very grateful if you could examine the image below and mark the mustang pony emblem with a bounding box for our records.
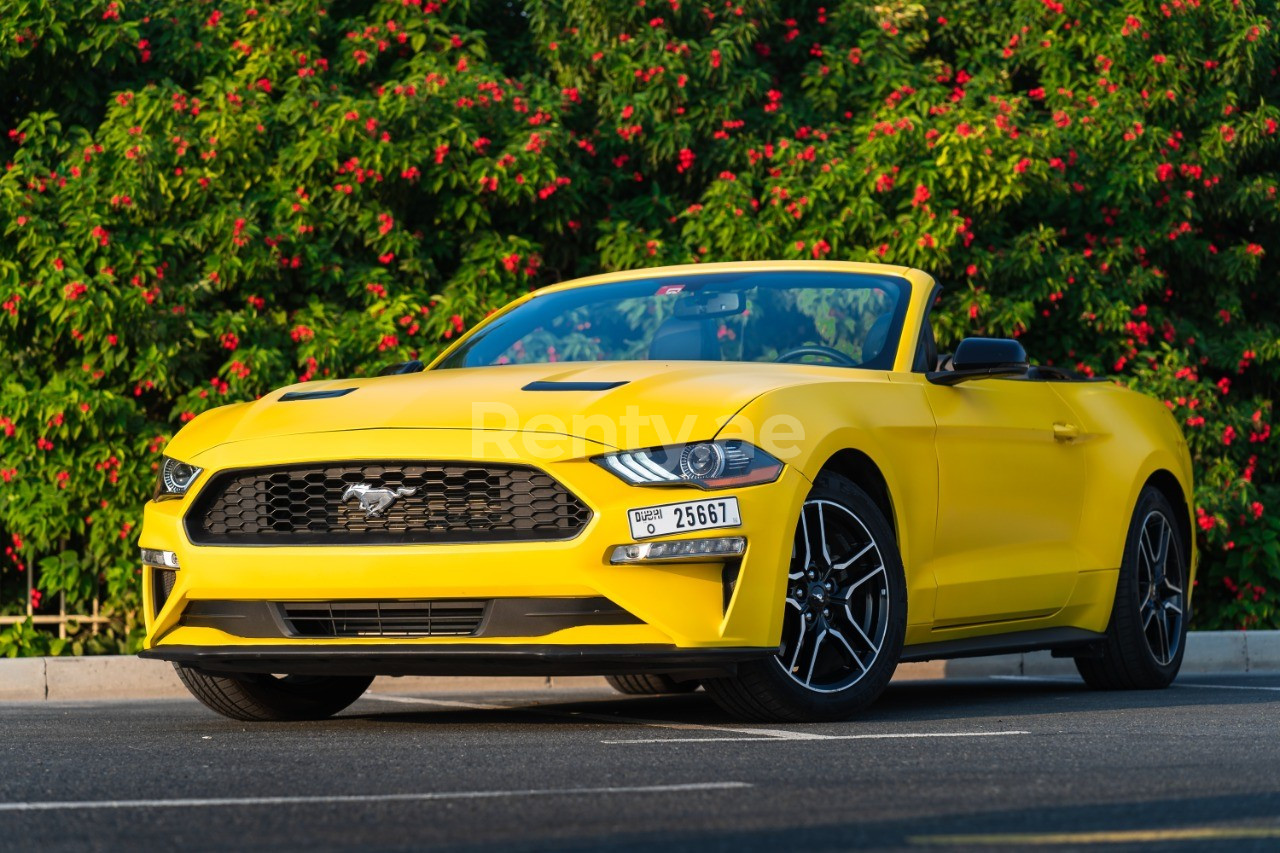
[341,483,417,518]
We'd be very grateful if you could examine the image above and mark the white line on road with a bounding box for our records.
[1172,682,1280,693]
[604,731,1031,745]
[0,782,752,814]
[362,692,829,739]
[990,675,1280,692]
[363,694,507,711]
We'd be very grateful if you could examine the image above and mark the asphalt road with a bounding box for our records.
[2,673,1279,852]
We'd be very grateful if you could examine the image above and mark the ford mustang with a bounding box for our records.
[138,261,1196,722]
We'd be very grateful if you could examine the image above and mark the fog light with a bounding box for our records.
[610,536,746,564]
[140,548,180,569]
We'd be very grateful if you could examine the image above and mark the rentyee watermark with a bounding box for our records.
[469,402,805,460]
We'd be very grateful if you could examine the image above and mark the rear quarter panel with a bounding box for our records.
[1052,381,1196,584]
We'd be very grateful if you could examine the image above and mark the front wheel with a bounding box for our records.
[704,472,907,722]
[175,665,374,721]
[1075,487,1189,690]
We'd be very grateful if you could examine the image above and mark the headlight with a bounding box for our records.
[595,440,782,489]
[155,456,203,500]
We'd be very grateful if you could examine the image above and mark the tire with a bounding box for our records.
[605,674,700,695]
[704,472,907,722]
[174,665,374,722]
[1075,486,1189,690]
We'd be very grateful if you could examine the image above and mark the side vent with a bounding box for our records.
[152,568,177,618]
[379,360,425,376]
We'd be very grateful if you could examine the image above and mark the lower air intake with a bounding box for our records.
[280,600,487,638]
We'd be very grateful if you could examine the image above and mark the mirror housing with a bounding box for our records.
[928,338,1028,385]
[673,290,744,319]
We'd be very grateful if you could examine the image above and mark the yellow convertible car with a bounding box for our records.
[139,261,1196,722]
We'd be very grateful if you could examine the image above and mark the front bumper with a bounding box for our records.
[141,428,810,666]
[139,643,776,677]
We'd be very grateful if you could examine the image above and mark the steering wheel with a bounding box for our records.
[774,344,860,367]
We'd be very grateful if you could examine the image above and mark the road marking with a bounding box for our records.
[604,730,1030,745]
[990,675,1280,692]
[362,692,829,739]
[911,825,1280,845]
[1173,682,1280,693]
[363,694,506,711]
[0,782,752,814]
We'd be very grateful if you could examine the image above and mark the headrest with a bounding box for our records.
[861,313,893,363]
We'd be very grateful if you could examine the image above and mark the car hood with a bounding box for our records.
[169,361,868,458]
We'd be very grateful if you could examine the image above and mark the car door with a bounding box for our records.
[923,378,1087,626]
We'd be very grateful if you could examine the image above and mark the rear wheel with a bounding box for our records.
[604,674,699,695]
[175,665,373,721]
[704,472,907,722]
[1075,486,1188,690]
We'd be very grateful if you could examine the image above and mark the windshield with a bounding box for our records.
[435,271,910,370]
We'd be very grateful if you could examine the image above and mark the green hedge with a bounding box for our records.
[1,0,1277,654]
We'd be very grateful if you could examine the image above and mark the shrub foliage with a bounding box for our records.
[1,0,1277,653]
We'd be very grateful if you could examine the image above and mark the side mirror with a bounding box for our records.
[927,338,1028,386]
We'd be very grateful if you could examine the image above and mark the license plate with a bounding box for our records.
[627,497,742,540]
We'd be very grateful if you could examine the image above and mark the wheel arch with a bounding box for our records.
[1141,467,1194,583]
[815,448,898,543]
[1098,447,1197,602]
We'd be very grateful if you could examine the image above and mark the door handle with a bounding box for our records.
[1053,422,1080,442]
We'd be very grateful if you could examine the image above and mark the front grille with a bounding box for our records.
[186,461,592,545]
[280,600,487,638]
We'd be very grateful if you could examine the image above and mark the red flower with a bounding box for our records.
[912,185,931,207]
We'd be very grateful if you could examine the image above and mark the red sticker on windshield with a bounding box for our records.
[656,284,684,295]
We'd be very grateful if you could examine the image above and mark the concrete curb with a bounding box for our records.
[0,631,1274,702]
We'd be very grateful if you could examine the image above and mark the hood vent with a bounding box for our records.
[522,380,629,392]
[279,388,356,402]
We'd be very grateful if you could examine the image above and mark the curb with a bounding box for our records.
[0,631,1274,702]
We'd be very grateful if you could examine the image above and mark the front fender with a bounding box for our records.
[714,375,938,628]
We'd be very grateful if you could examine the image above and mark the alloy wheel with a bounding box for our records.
[1137,510,1184,666]
[775,499,890,693]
